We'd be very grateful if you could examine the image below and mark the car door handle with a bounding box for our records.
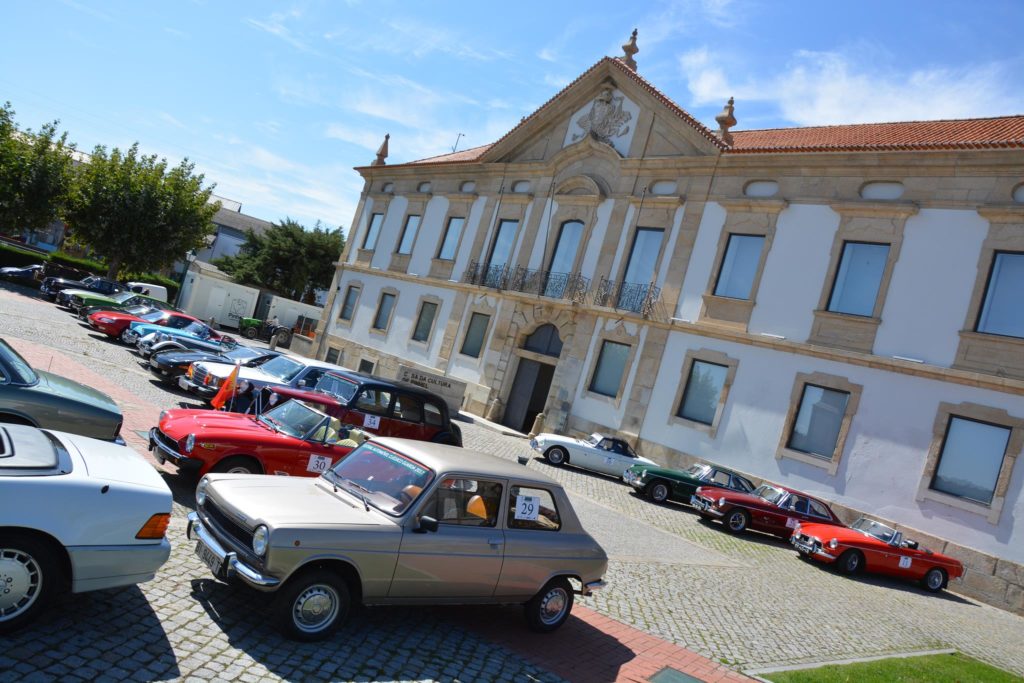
[487,537,504,547]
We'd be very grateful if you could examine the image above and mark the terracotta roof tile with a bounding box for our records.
[406,143,493,165]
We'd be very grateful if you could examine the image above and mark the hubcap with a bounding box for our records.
[653,485,668,500]
[539,587,568,625]
[293,584,339,633]
[550,450,563,463]
[848,554,860,571]
[0,549,42,621]
[927,571,942,589]
[728,513,745,530]
[226,466,253,474]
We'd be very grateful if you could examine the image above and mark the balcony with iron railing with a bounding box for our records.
[591,277,661,317]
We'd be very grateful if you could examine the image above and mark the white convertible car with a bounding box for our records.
[0,425,172,633]
[529,432,658,477]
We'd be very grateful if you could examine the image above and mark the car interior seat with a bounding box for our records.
[466,494,490,523]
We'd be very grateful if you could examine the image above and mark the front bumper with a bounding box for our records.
[186,511,280,590]
[148,427,202,471]
[622,469,646,490]
[176,375,218,398]
[790,535,836,562]
[67,539,171,593]
[579,580,606,596]
[690,495,724,516]
[122,329,140,344]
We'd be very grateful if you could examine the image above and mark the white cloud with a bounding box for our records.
[324,123,383,152]
[157,112,188,130]
[244,9,322,55]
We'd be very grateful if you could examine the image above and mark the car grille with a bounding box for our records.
[200,499,259,566]
[794,533,821,553]
[152,428,180,453]
[192,365,210,386]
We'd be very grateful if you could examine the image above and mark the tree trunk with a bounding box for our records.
[106,257,122,280]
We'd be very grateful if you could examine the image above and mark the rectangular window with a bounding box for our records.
[324,347,340,364]
[357,359,375,374]
[397,215,421,255]
[460,313,490,358]
[827,241,890,317]
[623,227,664,285]
[411,301,438,343]
[977,251,1024,338]
[931,416,1010,504]
[507,485,561,531]
[339,286,359,321]
[362,213,384,250]
[589,340,630,398]
[677,360,728,425]
[787,384,850,458]
[544,220,585,297]
[714,234,765,299]
[437,217,464,260]
[487,219,518,270]
[372,292,396,330]
[425,479,504,527]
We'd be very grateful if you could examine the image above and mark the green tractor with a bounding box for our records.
[238,316,292,345]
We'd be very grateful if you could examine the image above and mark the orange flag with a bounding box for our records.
[211,363,241,410]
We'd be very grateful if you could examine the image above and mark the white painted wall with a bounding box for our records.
[452,196,488,281]
[571,318,646,429]
[408,196,450,277]
[347,197,374,265]
[676,201,726,321]
[579,198,614,279]
[526,199,556,271]
[370,196,408,270]
[447,294,501,386]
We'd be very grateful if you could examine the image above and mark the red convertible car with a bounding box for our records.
[88,309,201,343]
[691,483,844,537]
[791,517,964,592]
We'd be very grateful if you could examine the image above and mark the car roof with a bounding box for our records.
[372,437,560,486]
[323,369,449,398]
[0,425,58,470]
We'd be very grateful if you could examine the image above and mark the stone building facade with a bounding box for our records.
[313,43,1024,613]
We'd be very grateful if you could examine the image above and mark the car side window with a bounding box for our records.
[788,495,810,514]
[711,470,731,486]
[732,475,754,493]
[301,368,325,388]
[807,499,830,519]
[597,438,613,451]
[355,388,392,415]
[393,393,424,423]
[420,478,502,527]
[423,401,445,427]
[507,485,561,531]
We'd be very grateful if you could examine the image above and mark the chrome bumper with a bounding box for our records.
[690,495,724,516]
[579,580,607,596]
[186,512,280,589]
[790,536,835,561]
[148,427,201,470]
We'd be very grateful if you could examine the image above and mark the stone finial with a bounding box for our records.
[371,133,390,166]
[620,29,639,71]
[714,97,736,145]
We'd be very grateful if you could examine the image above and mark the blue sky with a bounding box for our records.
[2,1,1022,235]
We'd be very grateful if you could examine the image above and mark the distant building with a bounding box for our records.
[195,195,274,263]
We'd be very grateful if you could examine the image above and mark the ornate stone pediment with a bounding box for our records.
[562,82,640,157]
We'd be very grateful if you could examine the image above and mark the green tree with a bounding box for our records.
[0,102,76,238]
[215,218,345,302]
[65,143,217,278]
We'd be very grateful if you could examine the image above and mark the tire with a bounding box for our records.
[646,481,670,504]
[0,533,61,634]
[545,447,568,466]
[836,549,864,575]
[119,328,133,343]
[211,456,263,475]
[275,329,291,345]
[724,508,749,533]
[243,327,258,339]
[921,567,947,593]
[272,569,351,641]
[524,577,574,633]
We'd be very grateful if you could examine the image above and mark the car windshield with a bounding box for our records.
[258,399,329,439]
[225,346,263,362]
[584,433,604,446]
[0,339,39,384]
[684,463,710,478]
[323,441,434,517]
[851,517,899,543]
[755,484,787,504]
[111,291,136,303]
[258,356,305,382]
[315,373,359,403]
[82,276,97,285]
[141,310,167,322]
[182,322,209,338]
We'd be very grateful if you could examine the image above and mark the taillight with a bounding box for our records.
[136,513,171,539]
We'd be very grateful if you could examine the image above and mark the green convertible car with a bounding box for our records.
[623,461,755,505]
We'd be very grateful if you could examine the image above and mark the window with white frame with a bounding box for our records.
[339,286,359,321]
[787,384,850,459]
[589,340,630,398]
[372,292,397,331]
[827,241,890,317]
[363,213,384,250]
[411,301,438,343]
[677,360,728,425]
[460,313,490,358]
[487,219,518,270]
[397,215,421,255]
[976,251,1024,338]
[931,416,1010,505]
[622,227,664,285]
[437,217,464,260]
[713,234,765,299]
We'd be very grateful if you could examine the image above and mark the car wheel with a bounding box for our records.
[0,533,61,634]
[545,447,568,466]
[211,456,263,475]
[724,509,749,533]
[921,567,947,593]
[119,328,133,343]
[272,569,351,641]
[243,327,258,339]
[524,577,574,633]
[837,549,864,575]
[646,481,670,504]
[276,329,291,344]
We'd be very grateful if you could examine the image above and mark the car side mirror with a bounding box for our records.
[414,516,439,533]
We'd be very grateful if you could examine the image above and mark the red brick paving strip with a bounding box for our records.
[7,336,756,683]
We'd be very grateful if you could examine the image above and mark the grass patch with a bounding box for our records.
[765,652,1021,683]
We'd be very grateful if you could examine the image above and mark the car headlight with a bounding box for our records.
[637,469,647,480]
[185,433,196,453]
[252,525,269,556]
[238,379,251,393]
[196,477,209,506]
[718,497,726,507]
[268,392,280,406]
[158,333,169,342]
[159,410,168,422]
[829,538,839,549]
[97,316,115,324]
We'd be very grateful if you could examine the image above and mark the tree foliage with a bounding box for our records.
[214,218,345,302]
[65,143,218,278]
[0,102,76,237]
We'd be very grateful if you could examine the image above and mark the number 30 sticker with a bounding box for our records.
[363,414,381,430]
[515,495,540,521]
[307,454,332,473]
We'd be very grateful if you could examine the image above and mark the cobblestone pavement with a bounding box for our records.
[2,282,1023,680]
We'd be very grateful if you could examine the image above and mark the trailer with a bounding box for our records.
[176,261,259,329]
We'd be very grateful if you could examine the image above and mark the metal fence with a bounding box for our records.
[591,278,661,317]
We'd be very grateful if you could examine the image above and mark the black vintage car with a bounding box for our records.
[147,345,280,385]
[41,275,122,301]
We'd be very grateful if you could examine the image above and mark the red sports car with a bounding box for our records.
[791,516,964,592]
[88,309,201,343]
[691,483,844,537]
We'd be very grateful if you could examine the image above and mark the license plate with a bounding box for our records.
[690,495,706,510]
[794,541,813,554]
[178,375,191,390]
[196,540,223,576]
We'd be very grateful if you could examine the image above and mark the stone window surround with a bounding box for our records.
[582,322,640,408]
[334,280,363,331]
[775,371,863,476]
[408,295,443,348]
[700,198,787,330]
[916,401,1024,524]
[808,201,916,354]
[369,286,400,336]
[457,305,495,361]
[429,201,473,280]
[954,207,1024,380]
[355,205,389,265]
[608,196,676,290]
[669,348,739,438]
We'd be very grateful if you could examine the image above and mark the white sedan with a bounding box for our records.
[0,425,172,633]
[529,432,658,477]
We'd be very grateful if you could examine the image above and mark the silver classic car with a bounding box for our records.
[187,438,608,641]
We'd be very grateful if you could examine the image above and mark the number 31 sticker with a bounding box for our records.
[307,454,332,473]
[515,495,540,521]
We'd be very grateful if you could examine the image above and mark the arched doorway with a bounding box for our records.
[502,324,562,432]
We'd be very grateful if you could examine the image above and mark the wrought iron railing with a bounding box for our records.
[463,261,590,303]
[591,278,661,317]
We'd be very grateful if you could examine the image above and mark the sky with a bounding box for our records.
[2,0,1022,235]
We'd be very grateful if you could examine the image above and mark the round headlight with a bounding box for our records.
[185,433,196,453]
[238,379,251,393]
[638,469,647,479]
[158,333,169,342]
[829,538,839,549]
[252,525,269,556]
[159,410,168,423]
[196,477,209,506]
[268,392,280,407]
[718,497,726,507]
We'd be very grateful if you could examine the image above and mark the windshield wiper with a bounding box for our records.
[342,479,371,512]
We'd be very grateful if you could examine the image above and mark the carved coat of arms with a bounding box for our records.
[572,84,632,145]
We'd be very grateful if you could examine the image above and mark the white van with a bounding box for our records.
[127,282,169,302]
